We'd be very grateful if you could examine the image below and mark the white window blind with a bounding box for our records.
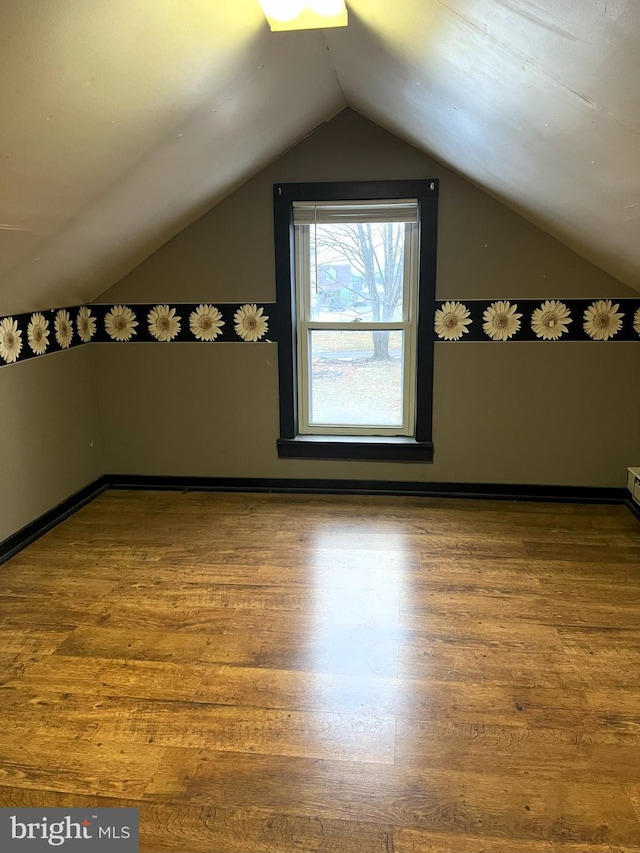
[292,200,418,225]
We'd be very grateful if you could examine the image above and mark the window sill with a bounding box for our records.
[277,435,434,462]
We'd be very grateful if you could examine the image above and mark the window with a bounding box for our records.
[275,180,438,462]
[295,200,418,435]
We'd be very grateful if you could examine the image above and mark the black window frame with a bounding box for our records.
[274,179,438,462]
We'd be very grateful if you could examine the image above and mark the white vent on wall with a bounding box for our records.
[628,467,640,507]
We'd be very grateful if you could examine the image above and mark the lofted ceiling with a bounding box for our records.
[1,0,638,316]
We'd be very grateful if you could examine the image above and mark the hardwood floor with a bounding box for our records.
[0,490,639,852]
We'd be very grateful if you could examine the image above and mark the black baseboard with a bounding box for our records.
[1,474,636,566]
[107,474,629,504]
[0,476,109,567]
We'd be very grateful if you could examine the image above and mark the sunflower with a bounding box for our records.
[0,317,23,364]
[234,304,269,342]
[27,313,50,355]
[189,304,224,341]
[148,304,181,342]
[77,306,96,342]
[583,299,623,341]
[55,309,73,348]
[482,301,522,341]
[531,300,572,340]
[434,301,472,340]
[105,305,138,341]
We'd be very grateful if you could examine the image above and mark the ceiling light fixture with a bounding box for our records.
[258,0,348,32]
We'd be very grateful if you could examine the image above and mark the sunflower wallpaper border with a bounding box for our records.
[0,303,274,368]
[434,298,640,342]
[0,299,639,369]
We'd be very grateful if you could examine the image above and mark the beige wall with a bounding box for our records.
[97,109,640,487]
[0,348,103,543]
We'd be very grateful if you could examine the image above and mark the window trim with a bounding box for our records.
[274,179,438,462]
[295,214,418,436]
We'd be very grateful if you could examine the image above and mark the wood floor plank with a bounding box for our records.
[0,629,71,680]
[394,827,637,852]
[142,749,640,847]
[131,804,396,853]
[398,641,587,688]
[105,580,401,619]
[0,686,395,763]
[392,681,597,728]
[627,786,640,825]
[0,598,88,629]
[80,606,407,673]
[556,650,640,690]
[81,583,400,635]
[524,541,640,564]
[53,625,213,665]
[394,719,640,782]
[0,735,165,798]
[9,655,208,702]
[539,576,640,604]
[558,628,640,654]
[54,622,401,676]
[419,555,640,582]
[0,575,118,599]
[399,613,564,648]
[0,787,396,853]
[405,590,640,630]
[585,690,640,734]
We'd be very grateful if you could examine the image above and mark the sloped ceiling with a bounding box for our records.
[0,0,344,314]
[327,0,640,289]
[1,0,639,316]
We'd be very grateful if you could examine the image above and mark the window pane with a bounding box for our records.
[307,222,406,322]
[309,330,404,428]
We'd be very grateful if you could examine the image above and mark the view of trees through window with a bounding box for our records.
[309,221,406,360]
[303,219,410,429]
